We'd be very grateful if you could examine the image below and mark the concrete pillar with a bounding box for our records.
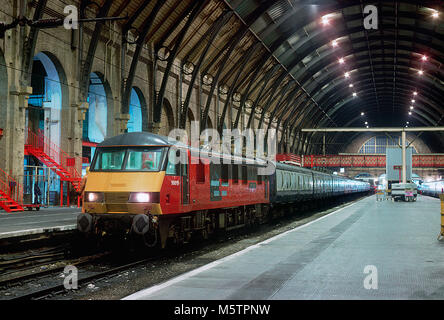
[2,25,30,181]
[402,130,407,184]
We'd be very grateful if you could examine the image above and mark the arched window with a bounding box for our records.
[127,88,143,133]
[358,136,418,154]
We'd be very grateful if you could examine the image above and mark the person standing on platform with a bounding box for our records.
[34,180,41,205]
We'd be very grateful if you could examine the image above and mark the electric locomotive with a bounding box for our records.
[79,132,270,248]
[78,132,370,247]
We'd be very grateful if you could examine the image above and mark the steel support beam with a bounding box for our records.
[153,0,207,124]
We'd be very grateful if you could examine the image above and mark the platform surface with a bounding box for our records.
[0,207,79,239]
[125,195,444,300]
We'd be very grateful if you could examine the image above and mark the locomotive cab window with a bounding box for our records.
[91,147,165,172]
[166,150,179,175]
[127,149,163,171]
[92,149,126,171]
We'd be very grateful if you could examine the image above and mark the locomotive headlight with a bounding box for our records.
[86,192,104,203]
[129,192,150,203]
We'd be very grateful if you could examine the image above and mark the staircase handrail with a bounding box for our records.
[26,128,81,181]
[0,167,24,205]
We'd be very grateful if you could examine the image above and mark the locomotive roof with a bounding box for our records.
[97,132,178,148]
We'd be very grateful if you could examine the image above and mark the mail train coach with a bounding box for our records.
[78,132,370,247]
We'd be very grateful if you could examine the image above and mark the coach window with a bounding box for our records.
[196,159,205,183]
[221,163,229,185]
[232,164,239,184]
[242,165,248,185]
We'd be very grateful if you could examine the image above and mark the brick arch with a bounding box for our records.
[158,98,175,136]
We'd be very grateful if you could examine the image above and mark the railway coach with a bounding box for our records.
[421,180,444,198]
[78,132,370,248]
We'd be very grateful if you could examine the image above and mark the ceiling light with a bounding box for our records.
[410,106,414,110]
[349,84,354,88]
[344,72,350,78]
[321,15,330,25]
[421,55,428,61]
[407,122,409,124]
[352,92,357,97]
[411,99,415,103]
[413,91,418,95]
[432,11,439,18]
[418,70,424,75]
[338,58,344,64]
[332,40,338,47]
[409,112,412,115]
[366,126,369,128]
[365,121,368,125]
[361,112,364,116]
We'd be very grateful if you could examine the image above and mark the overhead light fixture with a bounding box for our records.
[421,55,428,61]
[407,122,409,124]
[344,72,350,78]
[352,92,357,97]
[332,40,338,47]
[338,57,345,64]
[413,91,418,95]
[418,70,424,75]
[410,106,414,110]
[321,15,330,25]
[349,83,354,87]
[411,99,415,103]
[409,112,412,115]
[432,10,439,19]
[366,125,369,128]
[361,112,364,116]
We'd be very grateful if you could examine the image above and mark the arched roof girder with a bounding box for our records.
[303,65,443,121]
[313,78,442,123]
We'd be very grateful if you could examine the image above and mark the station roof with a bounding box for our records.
[85,0,444,152]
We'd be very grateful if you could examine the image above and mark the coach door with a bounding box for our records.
[181,150,190,205]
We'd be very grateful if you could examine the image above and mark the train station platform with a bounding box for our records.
[124,195,444,300]
[0,207,78,240]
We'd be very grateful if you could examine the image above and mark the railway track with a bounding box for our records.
[1,194,370,300]
[10,254,164,300]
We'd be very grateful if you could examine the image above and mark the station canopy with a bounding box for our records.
[83,0,444,152]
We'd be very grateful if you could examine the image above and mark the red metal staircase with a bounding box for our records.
[0,168,24,213]
[25,129,82,193]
